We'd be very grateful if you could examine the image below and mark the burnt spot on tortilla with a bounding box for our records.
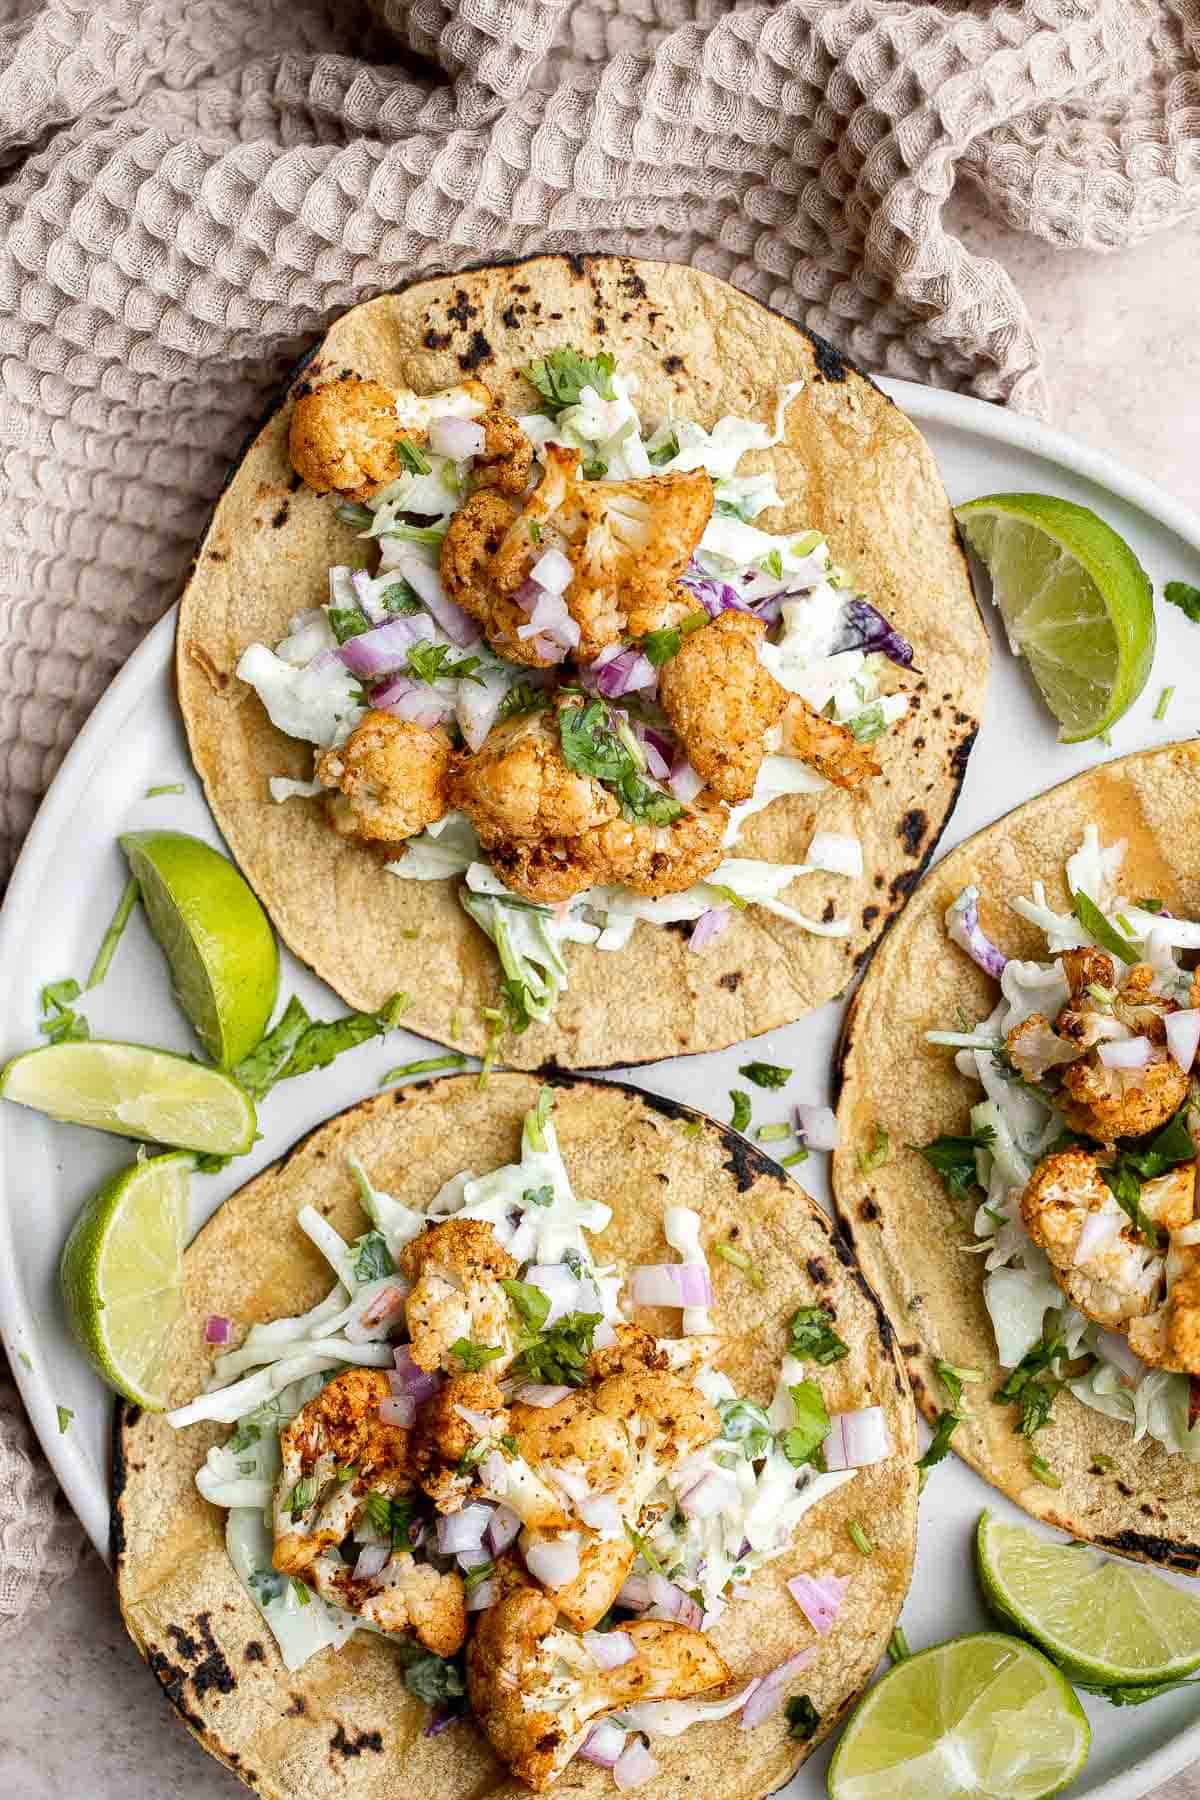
[564,253,588,278]
[287,1694,307,1715]
[656,1171,670,1184]
[719,971,742,992]
[187,1614,237,1700]
[244,1641,266,1663]
[501,305,523,330]
[208,549,226,563]
[458,330,493,372]
[446,290,476,328]
[663,354,685,375]
[593,315,607,336]
[331,1724,385,1758]
[822,899,837,923]
[913,734,926,750]
[806,1257,830,1287]
[423,328,451,350]
[862,905,881,928]
[898,809,927,856]
[807,332,848,383]
[167,1624,201,1662]
[950,727,979,781]
[1116,1480,1134,1497]
[1096,1528,1200,1575]
[665,918,694,940]
[721,1131,775,1194]
[620,266,648,301]
[271,502,289,529]
[859,1197,880,1222]
[147,1648,187,1710]
[889,868,919,903]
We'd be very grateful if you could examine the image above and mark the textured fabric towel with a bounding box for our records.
[0,0,1197,1637]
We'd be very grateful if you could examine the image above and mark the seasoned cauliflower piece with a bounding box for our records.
[411,1371,511,1514]
[579,797,727,898]
[473,408,535,497]
[1140,1164,1197,1233]
[484,834,601,904]
[1021,1149,1163,1330]
[289,374,490,500]
[317,712,453,848]
[467,1586,730,1791]
[585,1323,669,1381]
[781,696,880,789]
[659,611,788,804]
[440,490,557,670]
[398,1219,519,1374]
[1059,1051,1189,1140]
[1006,1013,1083,1081]
[309,1549,466,1656]
[451,710,618,847]
[1129,1240,1200,1374]
[272,1368,411,1575]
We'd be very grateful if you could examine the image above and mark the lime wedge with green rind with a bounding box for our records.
[827,1631,1089,1800]
[59,1150,191,1408]
[120,829,278,1068]
[0,1040,256,1154]
[956,492,1155,743]
[977,1509,1200,1692]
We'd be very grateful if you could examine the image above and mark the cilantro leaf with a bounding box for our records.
[366,1492,418,1547]
[403,1654,466,1707]
[1123,1107,1196,1179]
[994,1333,1071,1436]
[730,1089,752,1133]
[327,605,373,644]
[497,682,550,721]
[1164,581,1200,624]
[1071,889,1139,966]
[785,1695,820,1742]
[582,458,608,480]
[407,642,484,686]
[1102,1158,1164,1250]
[451,1338,505,1372]
[510,1308,600,1387]
[916,1408,961,1474]
[232,993,408,1101]
[858,1124,891,1173]
[738,1061,791,1090]
[558,699,683,826]
[647,432,679,467]
[778,1378,829,1468]
[788,1305,849,1367]
[914,1125,995,1203]
[39,977,91,1044]
[523,348,617,415]
[717,1397,773,1462]
[500,1279,552,1333]
[523,1184,554,1208]
[380,580,422,615]
[641,611,706,667]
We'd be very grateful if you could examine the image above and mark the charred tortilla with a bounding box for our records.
[114,1072,918,1800]
[833,740,1200,1572]
[175,254,988,1068]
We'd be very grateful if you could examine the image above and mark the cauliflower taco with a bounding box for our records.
[114,1074,917,1798]
[177,254,988,1068]
[834,740,1200,1569]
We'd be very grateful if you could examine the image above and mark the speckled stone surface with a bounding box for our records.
[1,210,1199,1799]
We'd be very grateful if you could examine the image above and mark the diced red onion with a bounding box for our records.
[480,1450,509,1490]
[1166,1009,1200,1073]
[636,734,671,780]
[667,756,704,803]
[593,1319,618,1351]
[615,1575,653,1611]
[677,1469,739,1520]
[688,908,730,953]
[592,647,657,699]
[454,1404,497,1437]
[647,1573,702,1628]
[436,1504,495,1556]
[613,1740,659,1791]
[531,547,573,595]
[740,1650,816,1729]
[1095,1328,1148,1384]
[336,613,435,677]
[629,1263,715,1309]
[1074,1209,1123,1267]
[371,672,454,729]
[517,588,581,652]
[204,1315,231,1345]
[429,416,486,459]
[520,1264,582,1326]
[525,1536,580,1589]
[532,632,567,662]
[456,1546,493,1571]
[578,1721,628,1768]
[513,1383,572,1409]
[796,1103,840,1152]
[822,1406,892,1471]
[353,1544,391,1582]
[466,1578,498,1613]
[392,553,477,646]
[584,1629,636,1669]
[486,1505,522,1556]
[1099,1036,1153,1070]
[806,831,863,879]
[348,568,388,624]
[787,1571,849,1637]
[392,1347,442,1403]
[379,1394,416,1427]
[457,674,507,753]
[424,1707,461,1739]
[578,1493,623,1533]
[946,888,1008,981]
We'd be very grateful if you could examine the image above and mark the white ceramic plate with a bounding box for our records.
[2,381,1199,1800]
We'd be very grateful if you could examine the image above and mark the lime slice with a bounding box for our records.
[60,1151,190,1407]
[978,1509,1200,1691]
[827,1632,1089,1800]
[956,492,1154,742]
[0,1040,256,1154]
[120,830,278,1068]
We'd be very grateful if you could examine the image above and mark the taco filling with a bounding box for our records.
[922,823,1200,1461]
[166,1088,894,1789]
[237,350,914,1034]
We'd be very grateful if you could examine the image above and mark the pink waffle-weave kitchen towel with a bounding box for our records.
[0,0,1197,1635]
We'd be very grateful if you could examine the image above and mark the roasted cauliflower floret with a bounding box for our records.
[781,696,880,790]
[440,489,555,670]
[659,611,788,804]
[411,1372,511,1514]
[398,1219,519,1374]
[272,1368,412,1575]
[1021,1149,1163,1330]
[309,1550,466,1656]
[585,1323,669,1381]
[578,796,727,898]
[1059,1051,1189,1140]
[451,711,618,847]
[484,834,601,904]
[467,1587,730,1791]
[317,712,453,848]
[1128,1239,1200,1373]
[1005,1012,1084,1081]
[473,408,535,497]
[289,374,490,500]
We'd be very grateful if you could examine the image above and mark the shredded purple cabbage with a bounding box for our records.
[947,887,1007,981]
[680,566,754,616]
[425,1709,464,1739]
[830,599,914,668]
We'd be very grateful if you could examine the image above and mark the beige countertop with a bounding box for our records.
[1,204,1198,1799]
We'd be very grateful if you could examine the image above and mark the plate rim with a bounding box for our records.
[3,385,1200,1800]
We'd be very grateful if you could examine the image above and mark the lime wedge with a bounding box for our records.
[59,1151,190,1408]
[956,493,1154,742]
[120,830,278,1068]
[827,1632,1089,1800]
[0,1040,256,1154]
[978,1509,1200,1691]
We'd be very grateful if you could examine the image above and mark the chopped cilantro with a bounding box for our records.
[451,1338,504,1372]
[781,1147,809,1167]
[718,1397,773,1462]
[523,1184,554,1208]
[558,699,682,826]
[462,1560,496,1593]
[366,1492,417,1547]
[785,1695,820,1742]
[351,1231,394,1283]
[1137,896,1165,914]
[847,704,887,744]
[759,549,783,580]
[778,1378,829,1468]
[1164,580,1200,624]
[380,1052,467,1084]
[582,458,608,480]
[292,1577,311,1606]
[56,1405,73,1434]
[914,1124,995,1203]
[234,993,409,1100]
[524,347,617,415]
[38,977,90,1045]
[380,580,422,614]
[145,782,185,797]
[994,1333,1069,1437]
[510,1309,600,1387]
[1092,1452,1116,1472]
[916,1409,961,1478]
[327,604,373,644]
[642,611,706,667]
[1071,890,1139,966]
[624,1521,666,1576]
[738,1061,791,1089]
[403,1653,466,1707]
[788,1304,849,1366]
[1029,1453,1061,1488]
[500,1279,552,1333]
[730,1090,752,1133]
[857,1125,891,1173]
[935,1362,982,1410]
[497,681,550,721]
[287,1476,317,1518]
[848,1520,874,1556]
[713,1241,763,1287]
[1102,1158,1165,1250]
[87,874,140,990]
[647,432,679,467]
[407,642,484,686]
[395,436,431,475]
